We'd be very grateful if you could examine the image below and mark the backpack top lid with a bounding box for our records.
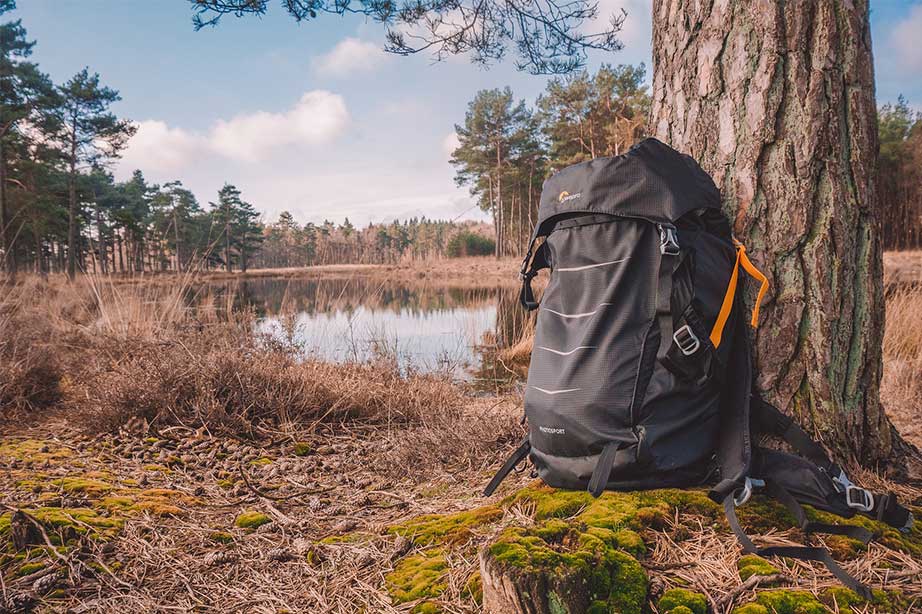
[536,137,721,230]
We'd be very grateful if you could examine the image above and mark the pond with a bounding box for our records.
[206,275,532,386]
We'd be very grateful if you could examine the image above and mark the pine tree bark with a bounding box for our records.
[649,0,911,467]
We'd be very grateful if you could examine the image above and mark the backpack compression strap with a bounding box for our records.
[483,436,531,497]
[752,398,914,530]
[721,484,873,599]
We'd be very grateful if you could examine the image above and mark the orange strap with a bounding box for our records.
[709,241,769,348]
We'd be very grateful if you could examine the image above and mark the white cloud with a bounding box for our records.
[442,132,460,158]
[891,4,922,73]
[118,120,200,173]
[117,90,349,172]
[210,91,349,160]
[312,38,388,77]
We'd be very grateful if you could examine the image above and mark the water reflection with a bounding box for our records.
[208,276,533,386]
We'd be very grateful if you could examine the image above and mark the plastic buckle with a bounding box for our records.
[733,477,765,507]
[673,324,701,356]
[845,485,874,512]
[659,226,680,256]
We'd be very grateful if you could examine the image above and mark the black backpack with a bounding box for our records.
[484,138,913,596]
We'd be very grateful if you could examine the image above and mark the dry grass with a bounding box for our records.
[0,274,489,440]
[881,282,922,447]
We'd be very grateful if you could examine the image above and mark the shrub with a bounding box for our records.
[446,231,495,257]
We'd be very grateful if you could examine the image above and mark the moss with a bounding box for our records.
[462,571,482,605]
[658,588,707,614]
[143,437,159,444]
[16,561,46,576]
[734,590,828,614]
[612,528,645,556]
[250,457,273,466]
[30,507,123,534]
[235,511,271,530]
[210,531,234,544]
[216,479,236,489]
[0,440,73,463]
[319,532,375,545]
[665,608,695,614]
[411,602,441,614]
[99,496,135,510]
[737,554,779,581]
[507,485,717,532]
[390,505,502,546]
[385,548,448,603]
[51,477,113,496]
[487,522,648,614]
[142,464,170,472]
[133,501,183,517]
[292,442,312,456]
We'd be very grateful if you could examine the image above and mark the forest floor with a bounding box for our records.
[1,253,921,614]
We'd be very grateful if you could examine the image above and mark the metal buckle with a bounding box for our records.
[659,225,680,256]
[845,485,874,512]
[673,324,701,356]
[733,477,765,507]
[833,470,874,512]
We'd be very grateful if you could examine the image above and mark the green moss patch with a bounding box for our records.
[731,590,827,614]
[658,588,707,614]
[235,511,271,530]
[486,522,648,614]
[385,548,448,603]
[390,505,502,546]
[0,439,74,464]
[292,442,312,456]
[210,531,235,544]
[737,554,779,581]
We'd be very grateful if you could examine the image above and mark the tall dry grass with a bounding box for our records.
[881,283,922,446]
[0,274,467,438]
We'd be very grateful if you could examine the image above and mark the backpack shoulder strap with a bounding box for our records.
[708,295,754,504]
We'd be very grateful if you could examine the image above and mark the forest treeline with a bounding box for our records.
[1,2,920,278]
[449,64,650,257]
[0,4,494,276]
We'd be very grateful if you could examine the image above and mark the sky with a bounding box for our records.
[10,1,922,227]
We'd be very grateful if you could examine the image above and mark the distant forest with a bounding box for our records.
[1,3,920,277]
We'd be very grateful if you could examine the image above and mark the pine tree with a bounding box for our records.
[0,0,57,276]
[57,68,135,279]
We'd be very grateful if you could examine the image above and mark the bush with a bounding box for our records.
[446,231,495,257]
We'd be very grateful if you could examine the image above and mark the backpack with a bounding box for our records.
[483,138,914,597]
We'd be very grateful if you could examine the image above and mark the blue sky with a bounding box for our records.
[11,1,922,226]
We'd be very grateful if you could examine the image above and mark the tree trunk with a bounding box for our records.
[0,139,16,280]
[649,0,901,465]
[67,142,78,280]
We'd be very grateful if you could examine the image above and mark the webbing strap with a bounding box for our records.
[721,494,871,598]
[710,241,769,348]
[483,437,531,497]
[765,481,872,544]
[588,442,622,498]
[753,398,835,470]
[655,237,683,360]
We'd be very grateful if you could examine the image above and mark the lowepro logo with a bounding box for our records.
[558,190,582,204]
[539,426,566,435]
